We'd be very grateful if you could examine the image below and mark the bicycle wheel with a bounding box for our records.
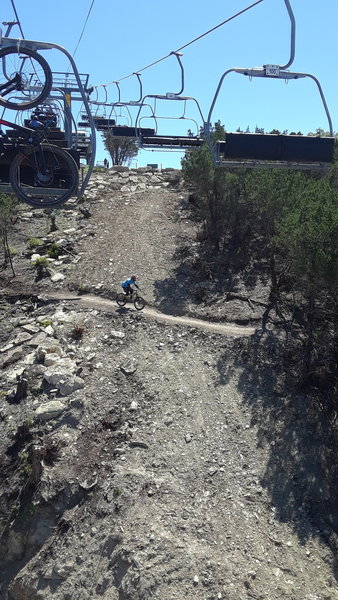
[0,46,52,110]
[116,293,128,307]
[9,144,79,208]
[134,295,145,311]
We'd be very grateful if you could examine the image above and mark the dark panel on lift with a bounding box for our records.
[219,133,334,163]
[281,135,334,162]
[224,133,281,160]
[111,126,155,137]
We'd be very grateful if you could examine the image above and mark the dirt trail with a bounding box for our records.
[1,286,257,336]
[48,291,257,337]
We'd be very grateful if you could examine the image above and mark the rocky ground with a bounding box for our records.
[0,166,337,600]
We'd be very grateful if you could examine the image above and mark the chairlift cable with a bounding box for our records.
[8,1,50,90]
[72,0,96,58]
[92,0,265,89]
[65,0,95,75]
[176,0,265,52]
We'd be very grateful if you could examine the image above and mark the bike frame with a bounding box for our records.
[0,117,48,170]
[0,71,22,97]
[126,289,140,300]
[0,117,35,137]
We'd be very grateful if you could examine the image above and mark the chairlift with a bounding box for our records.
[102,102,157,138]
[79,99,115,131]
[112,73,143,106]
[206,0,335,171]
[135,51,204,149]
[105,75,153,136]
[0,35,96,201]
[84,75,144,133]
[138,114,202,149]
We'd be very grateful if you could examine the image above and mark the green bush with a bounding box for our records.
[28,237,43,248]
[77,283,90,294]
[33,256,49,278]
[47,242,62,259]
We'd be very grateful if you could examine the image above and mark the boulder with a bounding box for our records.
[35,400,67,421]
[44,360,84,395]
[1,347,23,369]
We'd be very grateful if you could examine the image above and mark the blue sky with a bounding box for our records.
[2,0,338,168]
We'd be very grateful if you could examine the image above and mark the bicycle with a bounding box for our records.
[0,44,53,111]
[0,117,79,207]
[116,289,146,311]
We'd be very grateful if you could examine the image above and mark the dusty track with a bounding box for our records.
[1,286,257,337]
[1,289,256,336]
[61,292,257,336]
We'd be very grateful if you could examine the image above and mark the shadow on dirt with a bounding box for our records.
[153,237,270,317]
[116,306,131,315]
[216,328,338,579]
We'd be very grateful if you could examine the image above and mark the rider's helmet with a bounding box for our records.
[131,275,137,281]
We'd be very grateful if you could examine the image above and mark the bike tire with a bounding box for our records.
[134,295,145,311]
[0,46,53,110]
[116,293,128,307]
[9,144,79,208]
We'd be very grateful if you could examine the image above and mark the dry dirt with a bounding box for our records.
[0,167,337,600]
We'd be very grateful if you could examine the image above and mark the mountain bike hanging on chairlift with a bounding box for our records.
[0,117,79,207]
[0,44,53,110]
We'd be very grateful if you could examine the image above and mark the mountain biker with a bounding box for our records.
[29,115,44,129]
[121,275,139,297]
[28,115,44,143]
[44,112,57,128]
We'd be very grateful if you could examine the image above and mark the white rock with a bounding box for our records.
[51,310,76,323]
[21,324,39,334]
[5,367,26,382]
[44,353,61,367]
[48,374,84,396]
[45,356,76,373]
[0,343,14,353]
[22,352,36,365]
[44,359,84,396]
[51,272,65,282]
[35,400,67,421]
[27,332,48,348]
[1,347,23,368]
[13,331,33,345]
[111,330,125,339]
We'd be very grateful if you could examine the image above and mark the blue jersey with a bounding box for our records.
[122,278,135,288]
[29,118,43,129]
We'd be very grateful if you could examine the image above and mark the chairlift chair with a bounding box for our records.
[135,51,205,149]
[206,0,335,171]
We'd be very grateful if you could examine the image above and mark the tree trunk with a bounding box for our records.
[14,375,28,402]
[301,286,316,387]
[4,231,15,277]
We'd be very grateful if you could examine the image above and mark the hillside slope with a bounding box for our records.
[0,167,337,600]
